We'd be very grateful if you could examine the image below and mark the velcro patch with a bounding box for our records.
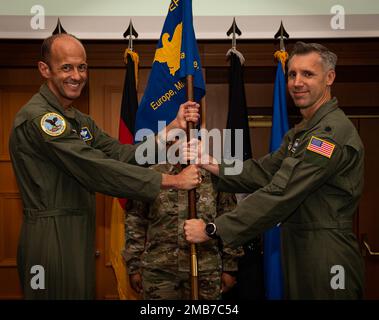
[306,136,335,158]
[40,113,66,136]
[80,127,93,142]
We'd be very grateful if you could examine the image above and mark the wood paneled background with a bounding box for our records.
[0,38,378,299]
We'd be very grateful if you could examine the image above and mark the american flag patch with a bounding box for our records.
[306,136,335,158]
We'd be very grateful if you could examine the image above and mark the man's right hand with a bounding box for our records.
[181,139,220,176]
[161,164,201,190]
[129,273,143,294]
[176,164,201,189]
[184,218,210,243]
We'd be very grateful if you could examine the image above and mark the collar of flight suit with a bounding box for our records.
[39,83,77,119]
[294,97,339,134]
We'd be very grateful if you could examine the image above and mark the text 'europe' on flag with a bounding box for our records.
[135,0,205,136]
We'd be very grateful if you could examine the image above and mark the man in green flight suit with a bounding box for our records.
[184,42,365,299]
[9,33,201,299]
[124,164,243,299]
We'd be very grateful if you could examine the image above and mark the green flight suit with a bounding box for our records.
[9,84,162,299]
[214,98,365,299]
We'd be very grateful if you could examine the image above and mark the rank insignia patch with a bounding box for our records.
[40,113,66,136]
[306,136,335,158]
[80,127,93,142]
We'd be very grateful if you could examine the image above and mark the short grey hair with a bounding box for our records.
[288,41,338,70]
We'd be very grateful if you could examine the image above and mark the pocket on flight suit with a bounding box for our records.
[266,157,300,195]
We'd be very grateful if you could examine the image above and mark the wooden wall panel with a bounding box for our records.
[0,85,41,159]
[0,193,23,299]
[2,38,379,68]
[0,268,22,299]
[204,84,229,132]
[0,163,19,194]
[89,69,124,134]
[250,126,271,159]
[333,83,379,108]
[0,69,43,299]
[89,69,125,299]
[0,195,22,266]
[245,83,275,108]
[358,118,379,299]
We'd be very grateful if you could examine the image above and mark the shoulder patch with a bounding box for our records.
[40,113,66,136]
[80,127,93,142]
[306,136,335,158]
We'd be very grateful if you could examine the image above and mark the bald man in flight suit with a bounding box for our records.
[9,33,201,299]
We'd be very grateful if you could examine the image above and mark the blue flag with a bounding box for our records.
[264,60,289,300]
[135,0,205,135]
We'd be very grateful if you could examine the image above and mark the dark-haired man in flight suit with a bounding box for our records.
[184,42,365,299]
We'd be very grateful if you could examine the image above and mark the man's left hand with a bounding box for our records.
[184,219,210,243]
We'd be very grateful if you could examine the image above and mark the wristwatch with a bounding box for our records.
[205,222,218,239]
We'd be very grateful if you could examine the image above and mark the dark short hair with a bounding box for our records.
[288,41,338,70]
[41,33,83,65]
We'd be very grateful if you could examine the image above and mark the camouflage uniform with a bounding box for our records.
[124,164,242,300]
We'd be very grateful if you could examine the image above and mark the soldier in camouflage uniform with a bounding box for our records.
[124,163,243,300]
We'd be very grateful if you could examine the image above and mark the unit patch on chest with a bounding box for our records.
[80,127,93,142]
[40,113,66,136]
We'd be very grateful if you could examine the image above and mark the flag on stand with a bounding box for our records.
[135,0,205,135]
[224,49,265,300]
[110,49,141,300]
[264,50,289,300]
[225,49,252,161]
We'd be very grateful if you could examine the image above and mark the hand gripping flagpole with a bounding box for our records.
[186,74,199,300]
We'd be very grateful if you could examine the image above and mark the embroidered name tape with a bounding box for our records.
[306,136,335,158]
[40,113,66,136]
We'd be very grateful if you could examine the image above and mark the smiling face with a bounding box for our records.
[38,36,88,108]
[287,52,335,115]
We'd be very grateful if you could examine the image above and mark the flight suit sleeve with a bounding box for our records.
[215,136,345,248]
[87,117,150,165]
[216,192,244,272]
[124,200,149,274]
[29,115,161,203]
[213,134,289,194]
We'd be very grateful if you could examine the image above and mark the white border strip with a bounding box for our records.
[0,15,378,39]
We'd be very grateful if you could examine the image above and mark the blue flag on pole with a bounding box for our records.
[135,0,205,135]
[264,59,289,300]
